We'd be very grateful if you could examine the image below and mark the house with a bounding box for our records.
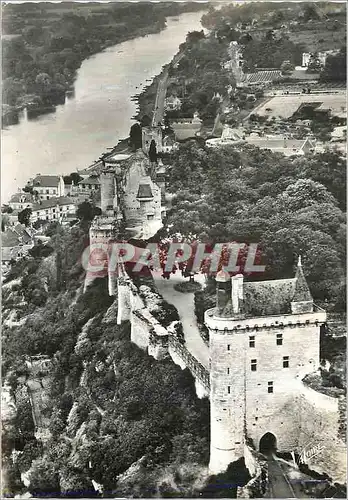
[161,135,178,153]
[302,50,340,68]
[31,197,76,223]
[206,125,245,148]
[29,175,65,200]
[245,136,317,156]
[165,95,182,111]
[2,223,35,266]
[77,175,101,192]
[8,192,35,211]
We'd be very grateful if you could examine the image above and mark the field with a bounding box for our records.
[288,19,346,52]
[255,93,346,119]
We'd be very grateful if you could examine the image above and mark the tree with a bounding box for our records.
[140,114,151,127]
[76,201,101,222]
[186,30,205,45]
[35,72,51,87]
[148,139,158,163]
[307,52,322,73]
[280,60,295,75]
[63,172,82,186]
[23,185,34,194]
[18,208,32,227]
[320,46,347,82]
[129,123,142,150]
[302,4,320,22]
[2,205,13,214]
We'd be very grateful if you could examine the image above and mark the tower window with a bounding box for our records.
[276,333,283,346]
[249,335,255,348]
[283,356,289,368]
[227,386,231,394]
[227,344,231,351]
[227,368,230,375]
[251,359,257,371]
[268,381,273,393]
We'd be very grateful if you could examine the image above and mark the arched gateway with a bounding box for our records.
[259,432,277,455]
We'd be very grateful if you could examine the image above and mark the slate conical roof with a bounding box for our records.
[292,256,313,302]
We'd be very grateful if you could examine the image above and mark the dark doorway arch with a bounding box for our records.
[259,432,277,455]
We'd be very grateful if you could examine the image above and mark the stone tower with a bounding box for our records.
[205,258,327,474]
[142,126,163,155]
[100,168,116,215]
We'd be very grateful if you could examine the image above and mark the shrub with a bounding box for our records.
[173,281,202,293]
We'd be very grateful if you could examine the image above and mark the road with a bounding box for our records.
[152,71,169,127]
[266,456,297,498]
[152,50,186,127]
[152,270,210,369]
[266,455,316,499]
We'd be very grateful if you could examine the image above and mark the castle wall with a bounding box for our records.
[117,279,131,324]
[245,322,321,451]
[297,387,346,483]
[209,329,246,473]
[100,171,115,213]
[206,309,326,474]
[131,310,151,350]
[122,156,162,227]
[142,127,163,154]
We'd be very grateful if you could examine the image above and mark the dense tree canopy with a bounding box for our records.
[164,142,346,306]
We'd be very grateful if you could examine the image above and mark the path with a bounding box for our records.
[266,456,315,499]
[152,270,210,369]
[152,71,169,127]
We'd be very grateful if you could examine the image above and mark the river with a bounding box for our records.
[1,11,204,203]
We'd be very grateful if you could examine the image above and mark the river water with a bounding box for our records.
[1,11,204,203]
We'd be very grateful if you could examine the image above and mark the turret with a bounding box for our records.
[216,270,231,314]
[291,256,313,314]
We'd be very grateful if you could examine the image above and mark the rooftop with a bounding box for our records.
[32,197,74,211]
[242,70,282,84]
[78,176,101,185]
[9,192,34,204]
[109,153,132,162]
[32,175,61,188]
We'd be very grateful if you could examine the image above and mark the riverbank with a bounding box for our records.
[2,10,205,202]
[2,2,205,127]
[2,21,165,128]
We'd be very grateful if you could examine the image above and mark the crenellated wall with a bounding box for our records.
[116,266,210,397]
[116,267,346,483]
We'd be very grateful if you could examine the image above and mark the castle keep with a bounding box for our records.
[205,258,328,474]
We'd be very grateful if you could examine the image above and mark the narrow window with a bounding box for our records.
[268,381,273,393]
[227,368,230,375]
[227,386,231,394]
[276,333,283,346]
[227,344,231,351]
[249,335,255,348]
[251,359,257,372]
[283,356,289,368]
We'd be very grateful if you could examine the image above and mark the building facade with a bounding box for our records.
[8,192,35,211]
[205,259,327,474]
[31,197,76,223]
[29,175,65,200]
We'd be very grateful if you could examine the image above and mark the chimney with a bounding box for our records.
[231,274,244,315]
[216,270,231,314]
